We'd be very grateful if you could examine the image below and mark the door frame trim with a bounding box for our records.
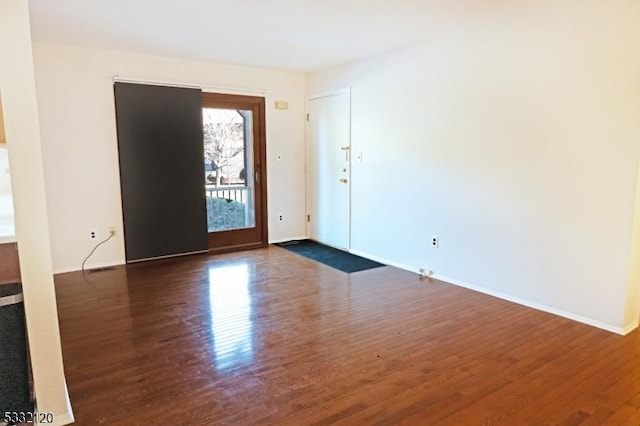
[305,87,352,250]
[202,92,269,252]
[306,87,351,101]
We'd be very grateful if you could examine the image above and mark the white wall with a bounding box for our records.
[308,0,640,332]
[0,1,72,423]
[624,165,640,332]
[32,43,307,273]
[0,147,10,194]
[0,103,13,227]
[0,147,15,237]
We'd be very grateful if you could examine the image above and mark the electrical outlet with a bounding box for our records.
[279,214,283,221]
[431,235,439,248]
[109,227,116,236]
[89,229,97,240]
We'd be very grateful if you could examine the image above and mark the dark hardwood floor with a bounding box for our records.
[54,246,640,425]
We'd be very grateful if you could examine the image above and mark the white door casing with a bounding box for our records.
[306,89,351,250]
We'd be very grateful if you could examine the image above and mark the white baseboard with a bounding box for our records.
[53,245,633,335]
[348,248,628,335]
[623,320,639,335]
[435,273,626,335]
[55,238,313,274]
[55,238,312,274]
[53,260,125,275]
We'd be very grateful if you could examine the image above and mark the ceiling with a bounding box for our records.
[28,0,486,72]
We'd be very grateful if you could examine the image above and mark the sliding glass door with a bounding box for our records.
[202,93,267,253]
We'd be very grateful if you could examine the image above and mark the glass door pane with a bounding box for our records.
[203,108,256,232]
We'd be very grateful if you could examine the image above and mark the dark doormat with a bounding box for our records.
[276,239,385,273]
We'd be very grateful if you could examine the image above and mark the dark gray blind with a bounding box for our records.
[114,82,208,262]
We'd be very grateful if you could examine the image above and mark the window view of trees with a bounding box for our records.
[203,108,246,185]
[202,108,253,232]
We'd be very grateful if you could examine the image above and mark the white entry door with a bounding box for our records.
[306,90,351,250]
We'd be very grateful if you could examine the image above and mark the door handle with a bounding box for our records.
[255,168,261,184]
[339,178,348,184]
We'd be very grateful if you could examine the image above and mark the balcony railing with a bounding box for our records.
[205,184,248,203]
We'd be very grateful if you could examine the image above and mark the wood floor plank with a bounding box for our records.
[53,246,640,425]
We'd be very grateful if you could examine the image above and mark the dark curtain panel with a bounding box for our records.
[114,82,208,262]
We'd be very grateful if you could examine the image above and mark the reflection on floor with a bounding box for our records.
[208,263,253,369]
[54,246,640,425]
